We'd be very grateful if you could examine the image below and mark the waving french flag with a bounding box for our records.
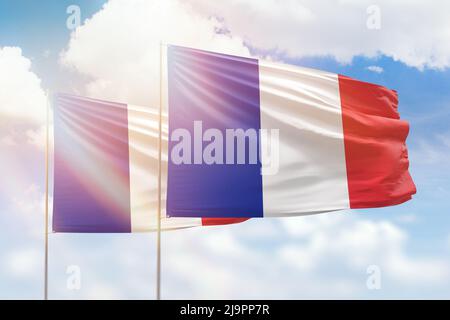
[52,45,415,232]
[166,45,416,218]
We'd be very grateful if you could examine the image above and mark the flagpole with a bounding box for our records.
[44,91,50,300]
[156,42,163,300]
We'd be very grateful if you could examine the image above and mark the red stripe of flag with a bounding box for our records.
[201,218,249,226]
[339,75,416,209]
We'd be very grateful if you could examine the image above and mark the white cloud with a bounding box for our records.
[11,184,45,217]
[0,135,16,146]
[85,284,123,300]
[60,0,251,106]
[395,214,417,224]
[42,49,51,59]
[3,248,41,279]
[162,215,450,298]
[412,132,450,166]
[0,47,48,147]
[0,47,47,125]
[278,214,449,285]
[9,184,47,238]
[0,47,50,298]
[191,0,450,70]
[26,125,51,149]
[366,65,384,73]
[0,48,48,291]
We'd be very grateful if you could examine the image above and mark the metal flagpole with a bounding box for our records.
[44,91,50,300]
[156,42,163,300]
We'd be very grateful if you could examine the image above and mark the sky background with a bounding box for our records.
[1,0,450,299]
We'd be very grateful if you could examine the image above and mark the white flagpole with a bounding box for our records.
[44,91,50,300]
[156,42,163,300]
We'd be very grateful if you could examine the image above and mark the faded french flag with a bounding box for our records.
[53,93,246,232]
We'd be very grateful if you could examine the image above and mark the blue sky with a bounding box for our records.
[1,0,450,299]
[0,0,105,90]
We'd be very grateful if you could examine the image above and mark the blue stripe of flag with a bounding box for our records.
[167,45,264,218]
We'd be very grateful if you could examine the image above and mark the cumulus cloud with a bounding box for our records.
[278,214,448,285]
[0,46,47,295]
[59,0,450,109]
[0,46,48,146]
[366,65,384,73]
[11,184,46,224]
[412,132,450,165]
[3,247,41,279]
[0,47,47,124]
[191,0,450,70]
[395,214,417,224]
[60,0,251,106]
[33,215,445,299]
[162,215,450,298]
[0,182,46,298]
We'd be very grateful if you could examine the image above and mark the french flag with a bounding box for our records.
[166,45,416,218]
[52,45,415,232]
